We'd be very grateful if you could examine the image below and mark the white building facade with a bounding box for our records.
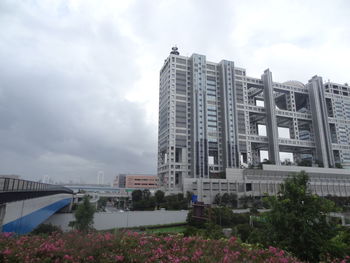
[158,47,350,195]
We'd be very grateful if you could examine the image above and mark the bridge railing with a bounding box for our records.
[0,177,73,194]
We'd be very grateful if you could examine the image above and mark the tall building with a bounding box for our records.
[158,47,350,191]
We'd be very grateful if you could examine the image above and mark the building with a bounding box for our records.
[183,165,350,204]
[158,47,350,192]
[113,174,159,189]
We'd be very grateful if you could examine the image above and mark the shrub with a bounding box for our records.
[235,223,253,242]
[31,223,62,235]
[211,207,234,227]
[0,231,312,262]
[231,213,250,225]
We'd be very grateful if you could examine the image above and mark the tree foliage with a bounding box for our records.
[69,195,95,232]
[214,193,237,208]
[162,193,188,210]
[264,171,338,262]
[132,190,143,202]
[32,223,62,235]
[155,190,165,205]
[97,197,108,211]
[297,159,312,167]
[131,190,156,211]
[142,189,151,200]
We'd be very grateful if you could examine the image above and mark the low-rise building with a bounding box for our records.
[183,165,350,204]
[114,174,158,189]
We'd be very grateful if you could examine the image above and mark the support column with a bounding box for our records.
[252,147,260,165]
[289,91,299,140]
[291,118,299,140]
[262,69,280,165]
[219,60,239,168]
[307,76,334,167]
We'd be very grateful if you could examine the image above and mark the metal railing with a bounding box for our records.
[0,177,73,194]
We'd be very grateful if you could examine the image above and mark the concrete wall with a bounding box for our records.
[262,164,350,175]
[45,210,188,231]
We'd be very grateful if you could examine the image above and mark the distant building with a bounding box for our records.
[113,175,126,188]
[113,174,159,189]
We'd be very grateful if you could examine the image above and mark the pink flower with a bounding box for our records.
[104,232,113,241]
[140,240,148,245]
[2,232,13,238]
[223,254,230,263]
[279,258,289,263]
[115,255,124,261]
[3,248,12,255]
[192,249,203,260]
[269,246,278,254]
[63,254,73,260]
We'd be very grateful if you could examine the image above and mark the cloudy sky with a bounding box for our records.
[0,0,349,183]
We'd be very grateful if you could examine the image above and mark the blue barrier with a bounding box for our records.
[2,198,72,234]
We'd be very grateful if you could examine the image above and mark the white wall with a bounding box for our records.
[3,194,72,225]
[45,210,188,231]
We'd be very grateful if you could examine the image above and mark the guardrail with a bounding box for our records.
[0,177,73,194]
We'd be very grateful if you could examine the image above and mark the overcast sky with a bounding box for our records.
[0,0,349,183]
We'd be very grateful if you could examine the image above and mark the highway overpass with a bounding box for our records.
[0,177,73,234]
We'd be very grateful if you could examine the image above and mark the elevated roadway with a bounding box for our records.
[0,177,73,234]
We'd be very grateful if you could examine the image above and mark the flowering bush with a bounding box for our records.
[0,231,310,262]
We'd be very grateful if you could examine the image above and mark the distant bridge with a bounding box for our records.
[0,177,73,234]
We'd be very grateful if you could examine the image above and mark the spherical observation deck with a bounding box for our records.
[283,80,305,89]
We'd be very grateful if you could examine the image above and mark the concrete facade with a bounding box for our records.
[113,174,158,189]
[183,165,350,204]
[158,47,350,192]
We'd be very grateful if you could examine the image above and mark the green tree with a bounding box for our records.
[132,197,156,211]
[264,171,338,262]
[162,193,188,210]
[229,193,238,208]
[69,195,95,232]
[221,193,230,206]
[142,189,151,200]
[185,191,193,206]
[132,189,142,202]
[211,207,234,227]
[297,159,312,167]
[97,197,108,211]
[155,190,165,208]
[239,195,253,208]
[214,193,221,205]
[214,193,237,208]
[335,163,343,169]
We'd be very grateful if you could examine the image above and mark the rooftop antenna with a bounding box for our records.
[170,46,179,55]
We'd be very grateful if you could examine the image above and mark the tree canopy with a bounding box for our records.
[155,190,165,205]
[69,195,95,232]
[264,171,338,262]
[132,189,143,202]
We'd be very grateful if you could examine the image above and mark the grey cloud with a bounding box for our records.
[0,0,349,184]
[0,0,156,183]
